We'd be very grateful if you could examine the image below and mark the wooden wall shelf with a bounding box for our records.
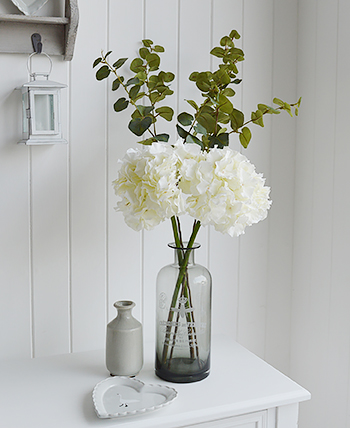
[0,0,78,61]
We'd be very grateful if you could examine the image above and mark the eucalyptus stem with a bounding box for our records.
[161,218,201,364]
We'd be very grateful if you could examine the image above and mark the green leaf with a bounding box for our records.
[129,85,140,100]
[146,53,160,71]
[139,137,156,145]
[154,133,169,142]
[139,48,149,59]
[220,36,234,47]
[210,47,225,58]
[229,29,241,39]
[222,88,236,97]
[239,127,251,148]
[186,99,199,111]
[142,39,153,47]
[176,124,189,139]
[112,79,121,91]
[233,78,242,84]
[197,112,216,133]
[136,105,154,116]
[230,108,244,130]
[93,58,102,68]
[194,122,207,136]
[297,97,302,107]
[104,51,112,58]
[155,106,174,121]
[164,72,175,82]
[113,58,128,69]
[178,112,194,126]
[258,104,280,114]
[273,97,284,107]
[185,134,204,148]
[218,94,233,114]
[251,110,264,127]
[130,58,144,73]
[154,45,165,52]
[196,74,211,92]
[133,92,145,102]
[114,98,129,112]
[96,65,110,81]
[208,133,229,148]
[126,77,140,86]
[128,117,152,136]
[189,72,199,81]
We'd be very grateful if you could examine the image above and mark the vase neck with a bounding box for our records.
[169,242,200,266]
[114,300,135,319]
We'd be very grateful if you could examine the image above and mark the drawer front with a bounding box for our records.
[186,410,267,428]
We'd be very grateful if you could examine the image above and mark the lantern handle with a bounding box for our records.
[27,51,53,81]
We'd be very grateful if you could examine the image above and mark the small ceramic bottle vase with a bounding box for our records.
[106,301,143,376]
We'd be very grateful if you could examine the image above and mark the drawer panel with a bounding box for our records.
[186,410,267,428]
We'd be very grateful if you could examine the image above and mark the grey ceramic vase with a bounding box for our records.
[106,301,143,376]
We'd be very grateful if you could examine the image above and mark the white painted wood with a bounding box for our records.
[0,53,32,359]
[30,143,70,357]
[276,403,299,428]
[209,0,243,341]
[68,0,108,353]
[264,0,298,375]
[0,338,310,428]
[0,0,78,60]
[107,0,144,329]
[237,0,274,359]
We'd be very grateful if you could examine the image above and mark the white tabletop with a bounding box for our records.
[0,336,310,427]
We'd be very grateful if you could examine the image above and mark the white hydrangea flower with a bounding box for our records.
[113,140,271,236]
[113,142,183,231]
[176,142,271,237]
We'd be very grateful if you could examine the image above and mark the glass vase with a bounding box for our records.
[155,242,212,383]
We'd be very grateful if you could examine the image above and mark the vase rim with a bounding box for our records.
[168,242,201,250]
[114,300,135,310]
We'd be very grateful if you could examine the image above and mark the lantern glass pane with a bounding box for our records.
[34,94,55,131]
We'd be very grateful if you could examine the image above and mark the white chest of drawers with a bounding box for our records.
[0,336,310,428]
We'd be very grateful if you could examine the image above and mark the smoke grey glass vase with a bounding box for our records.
[155,243,212,383]
[106,301,143,376]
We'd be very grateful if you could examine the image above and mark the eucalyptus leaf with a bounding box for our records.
[113,58,128,69]
[230,109,244,130]
[154,133,169,142]
[130,58,144,73]
[229,29,240,39]
[186,134,204,148]
[239,127,251,148]
[128,116,152,136]
[139,48,149,59]
[112,79,121,91]
[142,39,153,47]
[178,112,194,127]
[96,66,110,80]
[210,47,225,58]
[129,85,140,100]
[194,122,207,136]
[126,77,140,86]
[186,99,199,111]
[209,133,229,148]
[155,106,174,121]
[176,124,189,139]
[114,98,129,112]
[93,58,102,68]
[154,45,165,52]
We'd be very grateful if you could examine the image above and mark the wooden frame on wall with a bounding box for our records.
[0,0,78,60]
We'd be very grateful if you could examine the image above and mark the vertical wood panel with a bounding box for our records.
[142,0,179,344]
[69,0,108,352]
[107,0,144,328]
[264,0,298,374]
[237,0,274,359]
[210,0,243,340]
[0,54,31,359]
[31,144,70,357]
[326,0,350,426]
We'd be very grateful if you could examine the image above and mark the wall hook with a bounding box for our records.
[31,33,43,54]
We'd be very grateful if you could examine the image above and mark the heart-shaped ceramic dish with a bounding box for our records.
[11,0,48,16]
[92,377,177,418]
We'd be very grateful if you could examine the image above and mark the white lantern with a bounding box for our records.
[17,52,67,145]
